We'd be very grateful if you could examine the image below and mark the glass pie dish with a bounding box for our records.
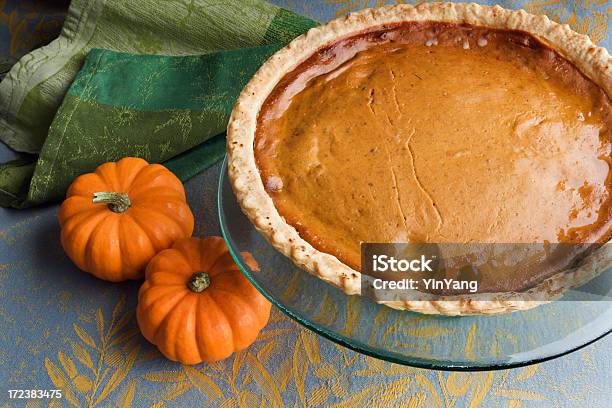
[218,157,612,370]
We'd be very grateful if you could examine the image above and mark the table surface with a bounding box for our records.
[1,0,611,407]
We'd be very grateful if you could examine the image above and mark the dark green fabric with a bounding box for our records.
[0,8,317,208]
[263,7,318,44]
[165,134,227,181]
[66,47,283,110]
[0,157,36,208]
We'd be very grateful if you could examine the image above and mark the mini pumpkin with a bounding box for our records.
[58,157,194,282]
[136,236,271,364]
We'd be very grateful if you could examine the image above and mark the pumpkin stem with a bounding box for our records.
[92,192,131,213]
[188,272,211,293]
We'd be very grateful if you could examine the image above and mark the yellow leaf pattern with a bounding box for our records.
[43,295,141,407]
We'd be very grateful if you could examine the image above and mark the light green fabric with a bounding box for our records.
[0,1,317,207]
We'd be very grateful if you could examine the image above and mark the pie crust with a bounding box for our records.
[226,2,611,315]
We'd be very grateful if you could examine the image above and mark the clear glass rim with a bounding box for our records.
[217,156,611,371]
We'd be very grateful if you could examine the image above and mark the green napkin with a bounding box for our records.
[0,0,317,208]
[2,46,281,207]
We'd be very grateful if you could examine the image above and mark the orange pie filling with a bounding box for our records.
[254,22,611,286]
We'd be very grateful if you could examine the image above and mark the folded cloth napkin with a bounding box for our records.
[0,0,317,208]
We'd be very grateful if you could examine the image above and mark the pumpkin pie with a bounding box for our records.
[227,3,611,314]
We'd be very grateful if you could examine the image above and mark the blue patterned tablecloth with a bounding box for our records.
[0,1,611,407]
